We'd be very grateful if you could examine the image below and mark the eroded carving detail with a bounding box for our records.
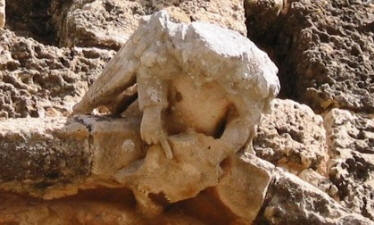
[73,10,280,157]
[73,10,280,221]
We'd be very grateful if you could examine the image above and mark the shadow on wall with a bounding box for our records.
[244,0,296,100]
[5,0,71,45]
[4,0,189,47]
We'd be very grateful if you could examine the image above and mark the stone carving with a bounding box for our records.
[71,11,280,219]
[73,10,280,159]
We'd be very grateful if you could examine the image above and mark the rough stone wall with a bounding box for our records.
[0,0,247,119]
[58,0,247,50]
[245,0,374,112]
[0,116,372,225]
[254,99,328,174]
[325,109,374,220]
[0,30,114,118]
[245,1,374,221]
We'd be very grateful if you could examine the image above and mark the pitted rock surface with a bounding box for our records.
[57,0,247,50]
[325,109,374,220]
[0,29,114,118]
[254,99,328,174]
[246,0,374,112]
[0,117,90,196]
[0,0,248,118]
[256,169,373,225]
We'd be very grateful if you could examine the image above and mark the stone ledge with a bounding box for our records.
[0,116,371,225]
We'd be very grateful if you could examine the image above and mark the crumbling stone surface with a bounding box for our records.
[256,168,373,225]
[0,115,144,199]
[57,0,143,50]
[6,0,246,49]
[245,0,374,112]
[298,169,339,201]
[0,29,114,118]
[0,0,247,117]
[0,117,90,196]
[57,0,247,50]
[1,115,372,225]
[215,154,274,224]
[0,115,274,225]
[324,109,374,220]
[254,99,328,174]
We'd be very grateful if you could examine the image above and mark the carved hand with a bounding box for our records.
[140,105,173,159]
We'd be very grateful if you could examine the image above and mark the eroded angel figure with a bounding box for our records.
[72,11,280,159]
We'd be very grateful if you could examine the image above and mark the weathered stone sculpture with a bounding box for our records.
[0,9,283,225]
[71,10,280,219]
[73,10,280,160]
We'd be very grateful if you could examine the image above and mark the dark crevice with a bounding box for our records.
[214,105,237,139]
[6,0,56,45]
[244,0,298,101]
[149,192,170,208]
[116,93,138,114]
[5,0,72,46]
[245,0,374,114]
[275,127,303,143]
[214,117,227,139]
